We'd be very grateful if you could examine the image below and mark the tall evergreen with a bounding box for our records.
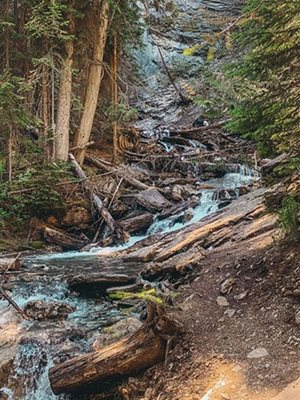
[227,0,300,158]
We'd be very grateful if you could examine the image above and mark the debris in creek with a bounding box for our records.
[23,300,75,321]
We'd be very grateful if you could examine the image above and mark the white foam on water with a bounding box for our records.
[23,362,57,400]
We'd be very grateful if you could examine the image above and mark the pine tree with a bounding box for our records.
[227,0,300,158]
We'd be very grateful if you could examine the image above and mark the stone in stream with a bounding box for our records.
[24,300,75,320]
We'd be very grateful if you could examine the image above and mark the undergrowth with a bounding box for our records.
[0,162,75,229]
[278,196,300,239]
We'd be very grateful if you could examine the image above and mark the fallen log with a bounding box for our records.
[68,273,135,295]
[86,155,151,191]
[169,119,230,135]
[33,220,89,250]
[0,255,21,271]
[49,303,182,395]
[0,286,29,320]
[31,218,88,250]
[69,154,124,240]
[168,120,237,144]
[261,153,289,174]
[118,212,154,234]
[158,197,199,220]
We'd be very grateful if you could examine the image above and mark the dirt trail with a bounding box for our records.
[135,227,300,400]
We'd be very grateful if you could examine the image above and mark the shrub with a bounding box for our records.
[278,195,300,238]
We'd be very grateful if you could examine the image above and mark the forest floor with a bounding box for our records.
[134,238,300,400]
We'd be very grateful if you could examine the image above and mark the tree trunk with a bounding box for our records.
[7,126,13,182]
[112,33,119,163]
[74,0,110,165]
[41,61,50,156]
[55,39,74,160]
[3,0,10,70]
[49,303,181,395]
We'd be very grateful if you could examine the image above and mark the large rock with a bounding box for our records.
[135,189,171,212]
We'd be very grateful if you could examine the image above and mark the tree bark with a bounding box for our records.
[2,0,10,70]
[74,0,110,165]
[112,33,119,163]
[32,219,89,250]
[55,38,74,160]
[49,303,181,395]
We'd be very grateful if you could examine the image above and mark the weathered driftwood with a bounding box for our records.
[158,197,199,220]
[0,255,21,271]
[86,155,151,191]
[49,303,182,395]
[33,220,88,250]
[123,188,274,265]
[118,212,154,234]
[169,119,230,135]
[106,282,144,295]
[135,188,171,212]
[70,153,125,241]
[68,273,135,295]
[0,286,29,320]
[261,153,288,174]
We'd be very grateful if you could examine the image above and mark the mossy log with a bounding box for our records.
[49,303,182,395]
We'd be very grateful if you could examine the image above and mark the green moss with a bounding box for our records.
[109,288,164,305]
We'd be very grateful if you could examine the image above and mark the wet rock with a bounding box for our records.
[247,347,269,359]
[218,189,238,201]
[183,208,194,223]
[218,200,232,210]
[239,186,251,196]
[106,282,144,295]
[217,296,229,307]
[135,188,171,212]
[172,185,184,201]
[24,300,75,320]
